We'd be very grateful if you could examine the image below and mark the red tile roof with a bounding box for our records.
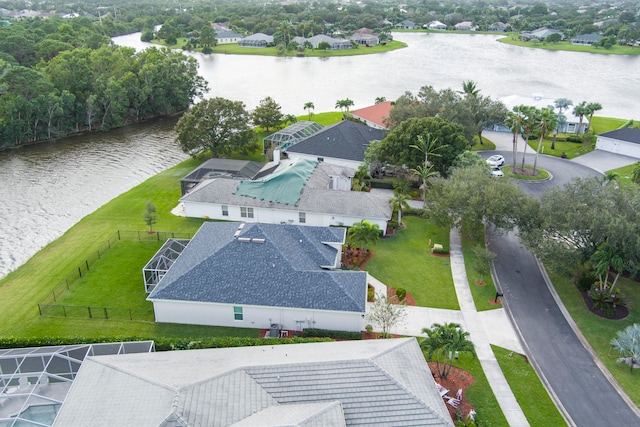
[351,101,393,129]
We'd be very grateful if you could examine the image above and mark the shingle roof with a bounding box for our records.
[286,120,385,161]
[53,338,454,427]
[148,222,367,313]
[180,161,393,220]
[598,128,640,145]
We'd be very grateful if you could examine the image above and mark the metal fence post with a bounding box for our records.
[117,230,121,240]
[78,267,82,278]
[53,290,56,303]
[85,260,90,271]
[88,306,92,319]
[104,307,108,319]
[38,304,42,316]
[63,306,67,317]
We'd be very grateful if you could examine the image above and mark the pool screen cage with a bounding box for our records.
[263,121,323,152]
[143,238,190,293]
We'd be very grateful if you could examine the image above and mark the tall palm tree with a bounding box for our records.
[410,133,446,169]
[461,80,479,98]
[519,105,537,171]
[347,219,380,252]
[573,101,589,134]
[411,164,439,203]
[303,101,314,120]
[552,98,572,147]
[533,107,557,173]
[389,192,410,225]
[591,243,625,294]
[335,98,354,118]
[375,96,386,104]
[420,322,476,379]
[586,101,603,131]
[504,106,524,171]
[611,324,640,372]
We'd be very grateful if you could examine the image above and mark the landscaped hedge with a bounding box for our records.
[369,179,395,189]
[301,328,362,340]
[0,336,332,351]
[432,246,450,255]
[404,206,430,218]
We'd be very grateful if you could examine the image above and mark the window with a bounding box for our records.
[233,306,243,321]
[240,207,254,218]
[221,205,228,216]
[299,212,306,223]
[317,157,324,162]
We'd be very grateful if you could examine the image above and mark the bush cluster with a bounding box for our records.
[432,246,450,255]
[301,328,362,340]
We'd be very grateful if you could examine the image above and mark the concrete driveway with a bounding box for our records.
[570,150,638,173]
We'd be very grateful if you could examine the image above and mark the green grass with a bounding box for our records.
[449,352,509,426]
[497,35,640,55]
[472,136,496,151]
[608,162,640,186]
[550,272,640,406]
[156,39,408,57]
[365,216,458,309]
[503,165,550,180]
[461,234,500,311]
[590,116,633,133]
[524,138,592,159]
[492,345,567,426]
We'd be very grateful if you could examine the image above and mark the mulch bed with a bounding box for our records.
[579,289,628,320]
[428,362,476,422]
[387,287,416,306]
[509,166,540,176]
[430,251,451,258]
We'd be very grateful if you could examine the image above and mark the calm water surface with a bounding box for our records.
[0,32,638,279]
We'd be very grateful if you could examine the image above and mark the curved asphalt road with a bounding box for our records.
[480,151,640,426]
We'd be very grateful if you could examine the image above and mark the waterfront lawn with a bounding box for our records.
[364,216,458,309]
[156,39,407,56]
[550,272,640,406]
[0,159,209,338]
[497,36,640,56]
[492,345,567,426]
[590,116,631,133]
[461,234,500,311]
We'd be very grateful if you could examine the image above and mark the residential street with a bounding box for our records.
[488,228,640,426]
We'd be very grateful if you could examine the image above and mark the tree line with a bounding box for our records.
[0,19,207,148]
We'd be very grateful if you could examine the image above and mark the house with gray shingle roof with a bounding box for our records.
[595,128,640,159]
[571,33,603,45]
[53,338,454,426]
[146,221,367,332]
[179,157,392,233]
[285,120,385,169]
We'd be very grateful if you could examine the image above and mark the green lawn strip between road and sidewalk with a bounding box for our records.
[549,272,640,407]
[364,216,458,310]
[492,345,568,426]
[461,233,501,311]
[155,39,407,57]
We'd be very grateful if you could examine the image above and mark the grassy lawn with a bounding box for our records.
[609,162,640,186]
[550,272,640,406]
[590,116,632,133]
[472,136,496,151]
[503,165,550,180]
[497,35,640,55]
[492,345,567,426]
[365,216,458,309]
[450,352,509,426]
[156,39,408,56]
[525,138,592,159]
[461,234,500,311]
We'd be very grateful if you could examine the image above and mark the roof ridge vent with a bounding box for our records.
[238,237,251,243]
[251,238,266,244]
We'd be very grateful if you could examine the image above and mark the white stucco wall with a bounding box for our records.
[596,136,640,158]
[151,299,364,332]
[182,201,388,233]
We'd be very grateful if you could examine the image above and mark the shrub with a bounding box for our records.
[587,282,626,317]
[365,324,373,333]
[432,246,450,255]
[396,288,407,301]
[576,271,597,292]
[367,284,375,301]
[301,328,362,340]
[369,179,395,189]
[202,46,213,54]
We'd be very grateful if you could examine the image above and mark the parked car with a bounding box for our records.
[490,167,504,177]
[486,155,505,167]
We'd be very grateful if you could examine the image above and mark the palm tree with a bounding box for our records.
[420,322,476,379]
[335,98,354,118]
[533,107,558,173]
[347,219,380,252]
[591,243,625,294]
[611,324,640,372]
[303,101,314,120]
[586,102,603,131]
[551,114,567,150]
[375,96,386,104]
[461,80,479,98]
[390,192,410,225]
[573,101,589,134]
[410,133,446,169]
[553,98,572,142]
[602,171,619,186]
[519,105,537,171]
[504,106,524,171]
[411,164,438,203]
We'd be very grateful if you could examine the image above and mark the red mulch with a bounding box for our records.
[430,251,451,258]
[428,362,476,422]
[342,248,375,270]
[475,280,486,287]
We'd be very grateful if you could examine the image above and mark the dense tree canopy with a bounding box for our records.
[376,116,469,177]
[251,96,284,131]
[175,97,258,158]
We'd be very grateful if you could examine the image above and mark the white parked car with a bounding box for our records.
[490,167,504,177]
[486,155,505,167]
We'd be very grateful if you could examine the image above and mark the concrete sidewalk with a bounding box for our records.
[365,229,529,426]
